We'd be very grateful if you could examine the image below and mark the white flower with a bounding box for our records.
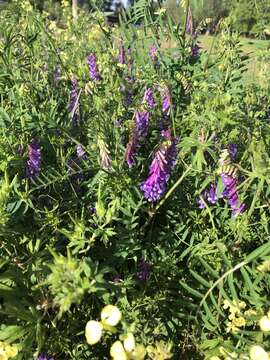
[259,316,270,332]
[101,305,122,326]
[110,341,127,360]
[85,320,103,345]
[123,333,136,353]
[250,345,269,360]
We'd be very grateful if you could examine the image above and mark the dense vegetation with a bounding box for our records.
[0,0,270,359]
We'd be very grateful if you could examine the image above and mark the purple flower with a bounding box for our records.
[76,144,86,159]
[124,131,139,168]
[37,354,54,360]
[197,183,218,208]
[135,110,150,138]
[118,40,126,64]
[207,183,218,204]
[87,53,101,81]
[140,130,178,202]
[143,88,156,109]
[186,6,194,35]
[137,257,151,281]
[191,44,200,58]
[227,143,237,161]
[149,45,158,64]
[161,88,171,116]
[221,173,245,216]
[26,139,41,179]
[68,77,80,124]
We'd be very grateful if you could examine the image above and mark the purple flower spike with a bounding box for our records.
[186,6,194,35]
[191,44,200,58]
[140,131,178,202]
[221,173,245,216]
[26,139,41,180]
[162,88,171,116]
[37,354,54,360]
[87,53,101,81]
[76,145,86,159]
[135,110,150,138]
[149,45,158,64]
[124,132,139,168]
[68,77,80,124]
[143,88,156,109]
[227,143,237,161]
[137,257,151,282]
[118,40,126,64]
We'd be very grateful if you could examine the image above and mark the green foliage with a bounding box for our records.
[0,0,269,359]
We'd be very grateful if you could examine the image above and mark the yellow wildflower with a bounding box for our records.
[101,305,122,326]
[110,341,128,360]
[259,316,270,332]
[85,320,103,345]
[147,341,173,360]
[250,346,269,360]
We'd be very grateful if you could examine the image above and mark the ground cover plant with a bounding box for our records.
[0,0,270,359]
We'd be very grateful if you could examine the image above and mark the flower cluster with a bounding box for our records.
[219,147,245,216]
[140,130,178,202]
[68,76,80,124]
[223,299,256,333]
[143,88,156,109]
[85,305,146,360]
[198,183,218,209]
[124,87,155,168]
[0,341,18,360]
[198,144,245,216]
[149,45,158,64]
[161,87,171,116]
[87,53,101,81]
[26,139,41,180]
[137,257,151,281]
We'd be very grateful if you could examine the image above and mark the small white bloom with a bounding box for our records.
[250,345,269,360]
[110,341,127,360]
[101,305,122,326]
[85,320,103,345]
[123,333,136,353]
[259,316,270,332]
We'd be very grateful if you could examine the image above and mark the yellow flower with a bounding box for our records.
[259,316,270,332]
[0,342,18,360]
[101,305,122,326]
[210,357,221,360]
[123,333,136,353]
[129,344,147,360]
[250,346,269,360]
[110,341,128,360]
[85,320,103,345]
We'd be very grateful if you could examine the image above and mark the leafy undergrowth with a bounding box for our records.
[0,1,270,359]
